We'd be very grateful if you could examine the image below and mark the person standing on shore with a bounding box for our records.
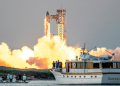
[7,74,10,82]
[10,74,13,82]
[12,75,16,82]
[0,76,3,82]
[23,74,26,82]
[7,74,10,79]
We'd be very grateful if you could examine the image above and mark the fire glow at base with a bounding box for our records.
[0,9,120,69]
[0,36,81,69]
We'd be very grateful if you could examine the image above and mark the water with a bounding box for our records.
[0,80,118,86]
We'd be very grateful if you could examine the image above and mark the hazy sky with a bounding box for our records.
[0,0,120,50]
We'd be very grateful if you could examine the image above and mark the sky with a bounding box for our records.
[0,0,120,50]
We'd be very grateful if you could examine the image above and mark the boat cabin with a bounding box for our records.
[65,60,120,72]
[63,52,120,73]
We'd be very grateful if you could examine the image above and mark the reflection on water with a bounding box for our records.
[0,80,118,86]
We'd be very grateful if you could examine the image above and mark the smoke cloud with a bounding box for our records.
[0,42,38,69]
[26,57,49,69]
[32,36,80,68]
[0,36,120,69]
[90,47,120,60]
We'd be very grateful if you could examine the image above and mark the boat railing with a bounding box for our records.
[51,68,62,72]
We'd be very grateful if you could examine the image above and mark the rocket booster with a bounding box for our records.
[45,11,50,23]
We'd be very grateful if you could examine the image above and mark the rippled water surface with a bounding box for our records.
[0,80,118,86]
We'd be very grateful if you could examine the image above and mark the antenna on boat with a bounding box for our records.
[105,50,115,60]
[83,43,86,54]
[87,46,96,53]
[105,50,115,56]
[105,49,116,68]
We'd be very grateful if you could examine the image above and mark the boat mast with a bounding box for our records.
[105,50,115,68]
[83,43,85,73]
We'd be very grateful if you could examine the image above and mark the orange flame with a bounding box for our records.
[0,36,80,69]
[0,36,120,69]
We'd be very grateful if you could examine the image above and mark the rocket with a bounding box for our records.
[46,11,50,23]
[46,11,49,15]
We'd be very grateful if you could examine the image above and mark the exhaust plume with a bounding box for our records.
[26,57,49,69]
[90,47,120,60]
[0,42,38,69]
[0,59,11,67]
[0,36,120,69]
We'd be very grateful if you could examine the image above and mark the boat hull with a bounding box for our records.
[50,70,120,85]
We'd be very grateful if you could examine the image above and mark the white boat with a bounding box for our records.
[50,46,120,85]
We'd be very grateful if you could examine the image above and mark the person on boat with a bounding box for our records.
[58,60,59,68]
[56,61,58,68]
[52,61,55,69]
[23,74,26,82]
[10,74,13,82]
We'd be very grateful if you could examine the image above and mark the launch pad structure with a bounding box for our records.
[44,9,67,45]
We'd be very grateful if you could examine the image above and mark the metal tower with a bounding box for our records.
[57,9,66,45]
[44,9,67,45]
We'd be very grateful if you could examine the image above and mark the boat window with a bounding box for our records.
[89,62,93,69]
[116,63,120,68]
[76,62,89,69]
[85,62,88,68]
[77,62,80,68]
[93,63,99,68]
[102,62,113,68]
[81,62,83,68]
